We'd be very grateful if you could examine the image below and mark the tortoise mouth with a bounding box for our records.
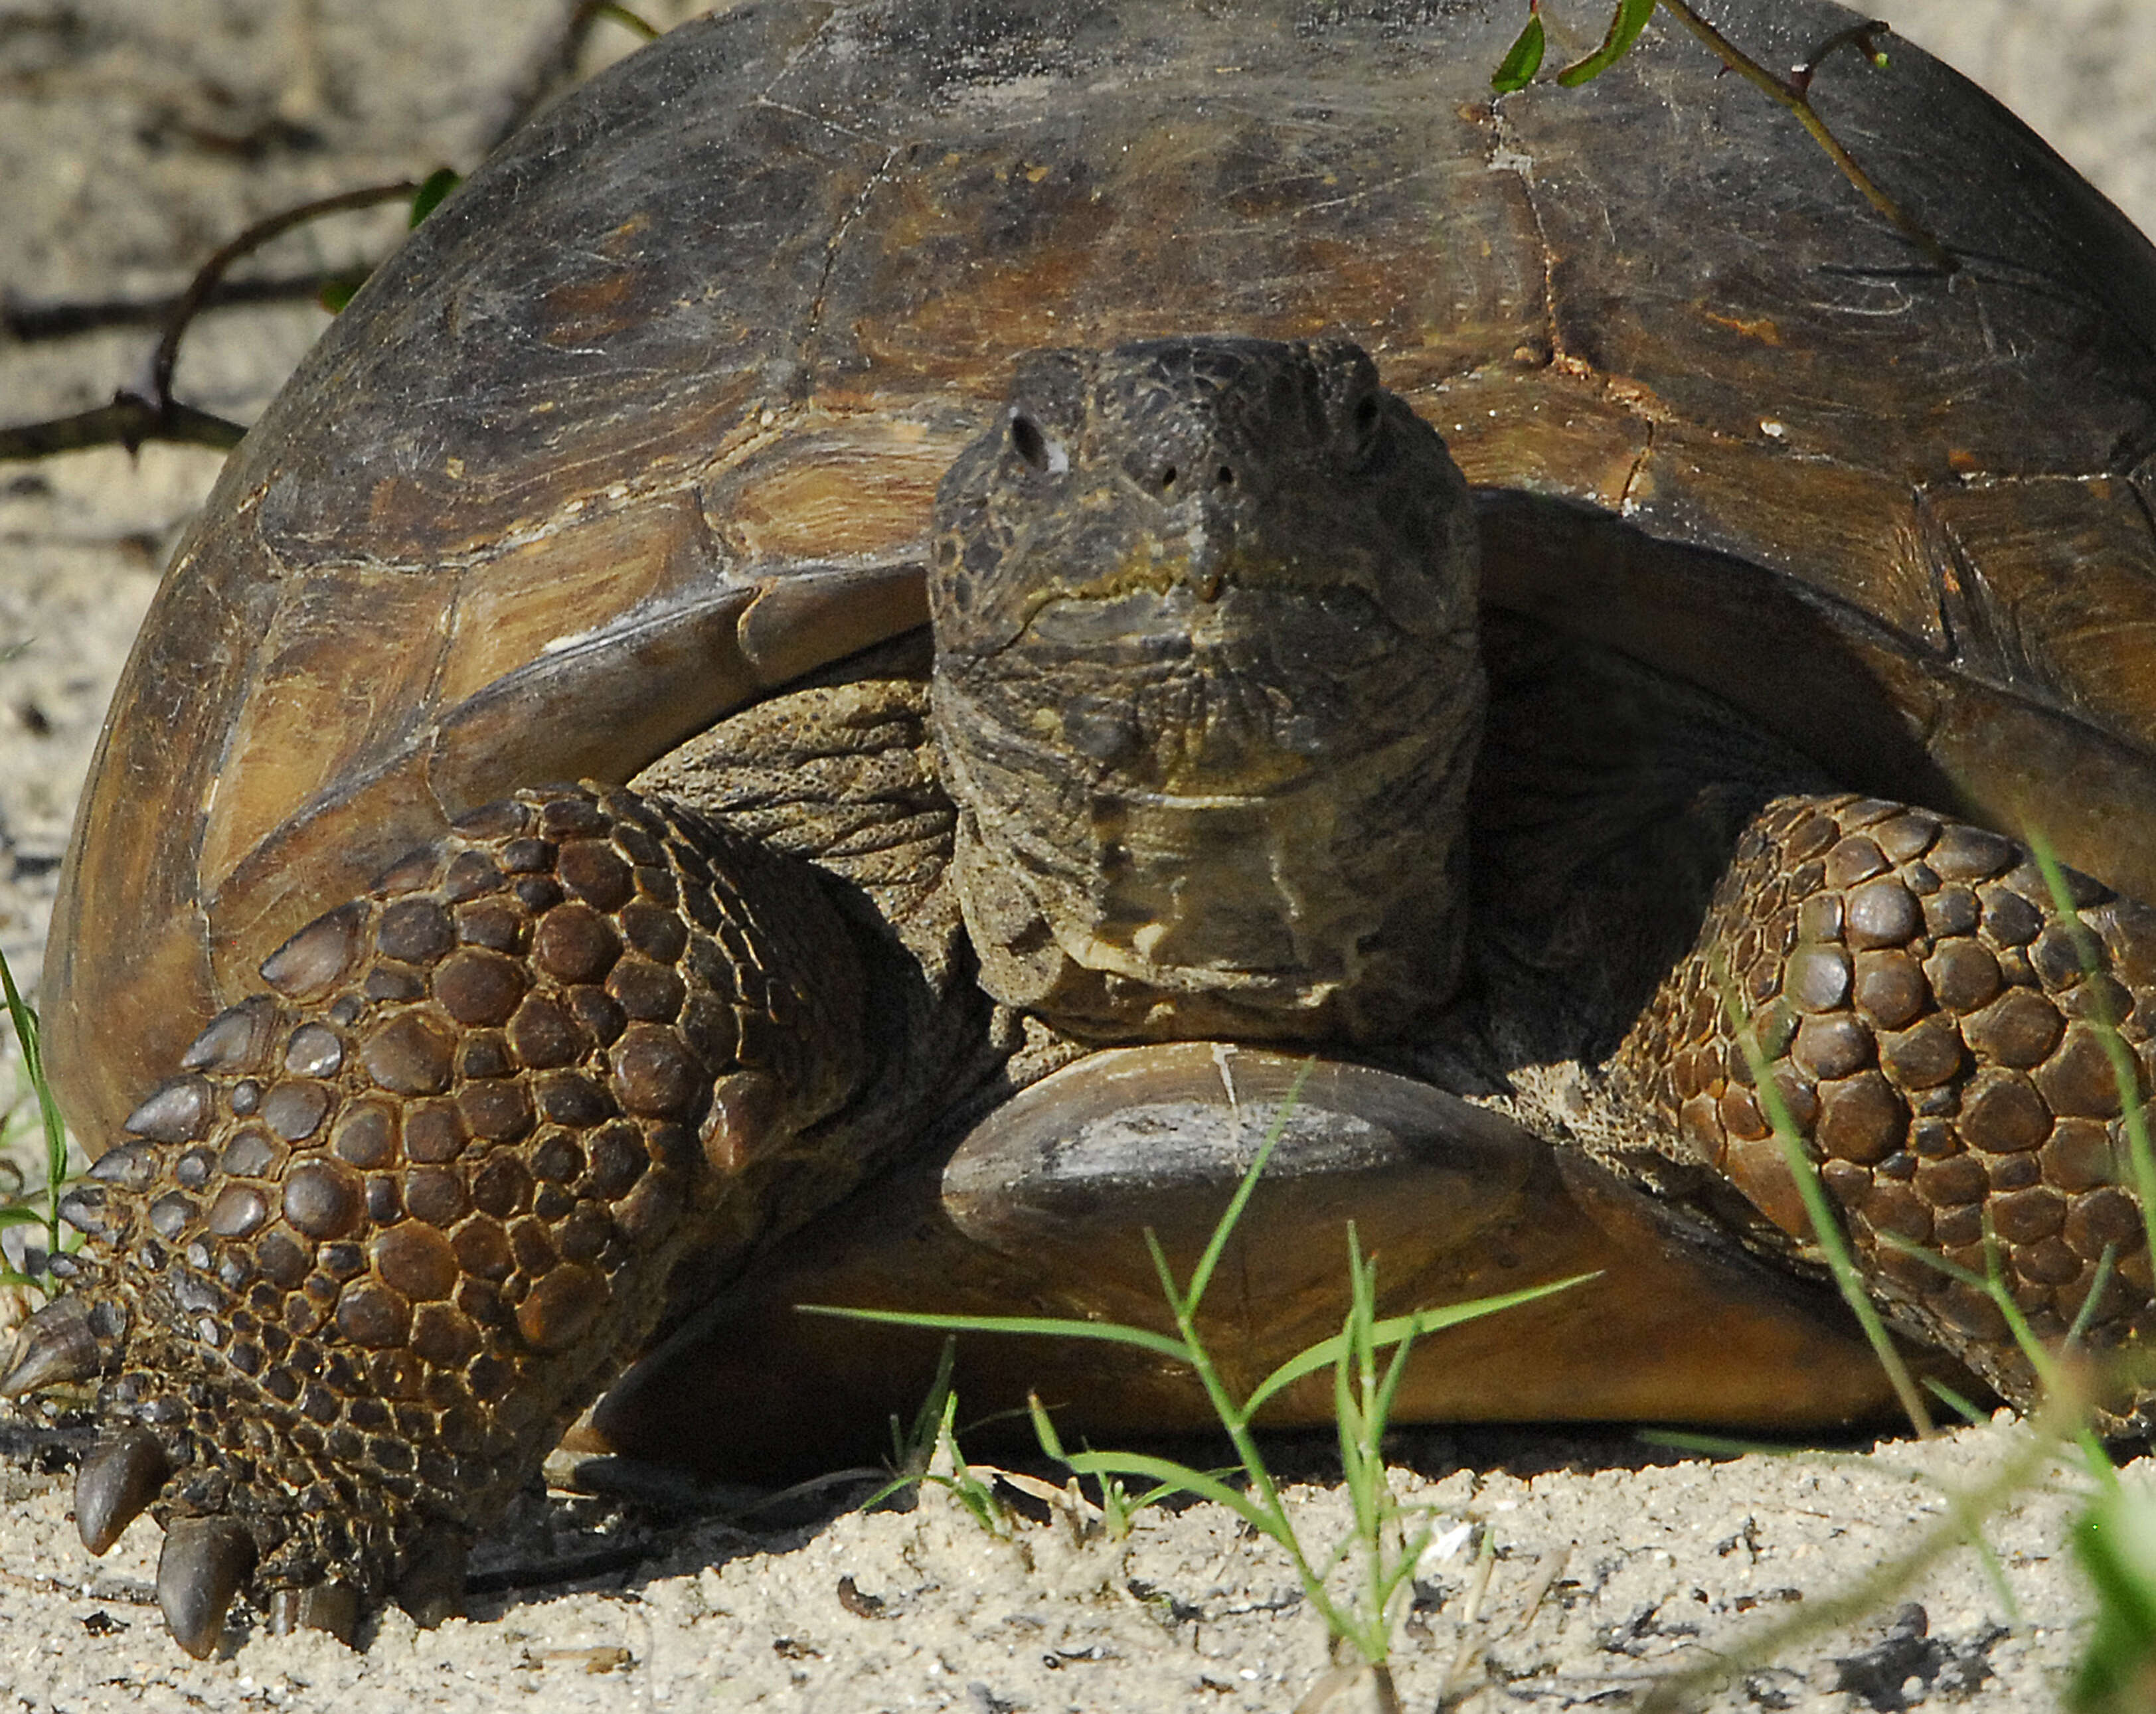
[945,574,1428,797]
[1013,572,1399,664]
[997,534,1403,642]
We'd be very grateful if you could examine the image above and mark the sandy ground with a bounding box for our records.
[0,3,2153,1709]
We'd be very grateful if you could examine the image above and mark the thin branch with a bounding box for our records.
[1,181,415,462]
[3,3,661,466]
[1655,2,1956,273]
[141,180,418,413]
[4,272,363,342]
[1787,21,1895,95]
[0,398,244,460]
[485,0,661,154]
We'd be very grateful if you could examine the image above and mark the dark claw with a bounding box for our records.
[266,1581,361,1644]
[157,1516,257,1660]
[76,1427,171,1554]
[392,1524,469,1628]
[0,1296,102,1397]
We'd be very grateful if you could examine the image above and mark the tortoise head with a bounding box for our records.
[929,335,1484,1045]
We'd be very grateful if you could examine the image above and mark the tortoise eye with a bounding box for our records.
[1010,413,1051,471]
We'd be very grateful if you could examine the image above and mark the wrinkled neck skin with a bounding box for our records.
[929,337,1484,1048]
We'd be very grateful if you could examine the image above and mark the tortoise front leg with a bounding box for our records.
[1617,793,2156,1421]
[0,784,877,1655]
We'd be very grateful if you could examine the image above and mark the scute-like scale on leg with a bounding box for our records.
[23,783,867,1643]
[1622,792,2156,1421]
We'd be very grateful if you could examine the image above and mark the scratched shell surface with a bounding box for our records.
[44,0,2156,1148]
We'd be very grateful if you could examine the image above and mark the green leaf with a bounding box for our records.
[1491,13,1546,93]
[317,269,367,314]
[1556,0,1657,86]
[409,168,461,229]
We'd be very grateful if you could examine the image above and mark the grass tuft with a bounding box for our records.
[808,1065,1592,1699]
[0,944,76,1293]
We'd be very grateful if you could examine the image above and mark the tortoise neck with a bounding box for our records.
[932,636,1485,1046]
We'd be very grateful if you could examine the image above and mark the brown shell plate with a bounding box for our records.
[47,0,2156,1172]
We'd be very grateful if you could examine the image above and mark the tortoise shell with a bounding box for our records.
[44,0,2156,1164]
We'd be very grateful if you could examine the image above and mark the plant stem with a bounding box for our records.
[1653,1,1956,272]
[143,181,420,414]
[1147,1230,1348,1636]
[1721,973,1936,1438]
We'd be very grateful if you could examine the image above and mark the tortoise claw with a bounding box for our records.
[266,1581,361,1644]
[157,1516,257,1659]
[76,1427,170,1554]
[392,1524,469,1628]
[0,1296,101,1397]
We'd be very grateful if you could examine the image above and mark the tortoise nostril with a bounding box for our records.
[1159,464,1178,493]
[1010,414,1050,471]
[1216,465,1234,488]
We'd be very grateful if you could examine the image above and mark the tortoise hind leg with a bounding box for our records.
[0,783,883,1656]
[1615,792,2156,1425]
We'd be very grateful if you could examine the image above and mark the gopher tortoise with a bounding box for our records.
[11,0,2156,1658]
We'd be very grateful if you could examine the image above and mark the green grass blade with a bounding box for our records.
[1876,1229,2117,1487]
[1184,1058,1313,1312]
[1031,1394,1211,1532]
[1144,1227,1194,1324]
[1052,1447,1288,1543]
[1721,973,1934,1437]
[1241,1274,1598,1419]
[2070,1488,2156,1709]
[1920,1379,1993,1429]
[816,1056,1597,1687]
[2028,835,2156,1291]
[888,1337,959,1473]
[406,167,461,227]
[2067,1245,2119,1351]
[1368,1274,1434,1448]
[590,2,661,40]
[0,945,68,1265]
[1637,1428,1821,1458]
[1028,1390,1070,1462]
[796,1303,1194,1365]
